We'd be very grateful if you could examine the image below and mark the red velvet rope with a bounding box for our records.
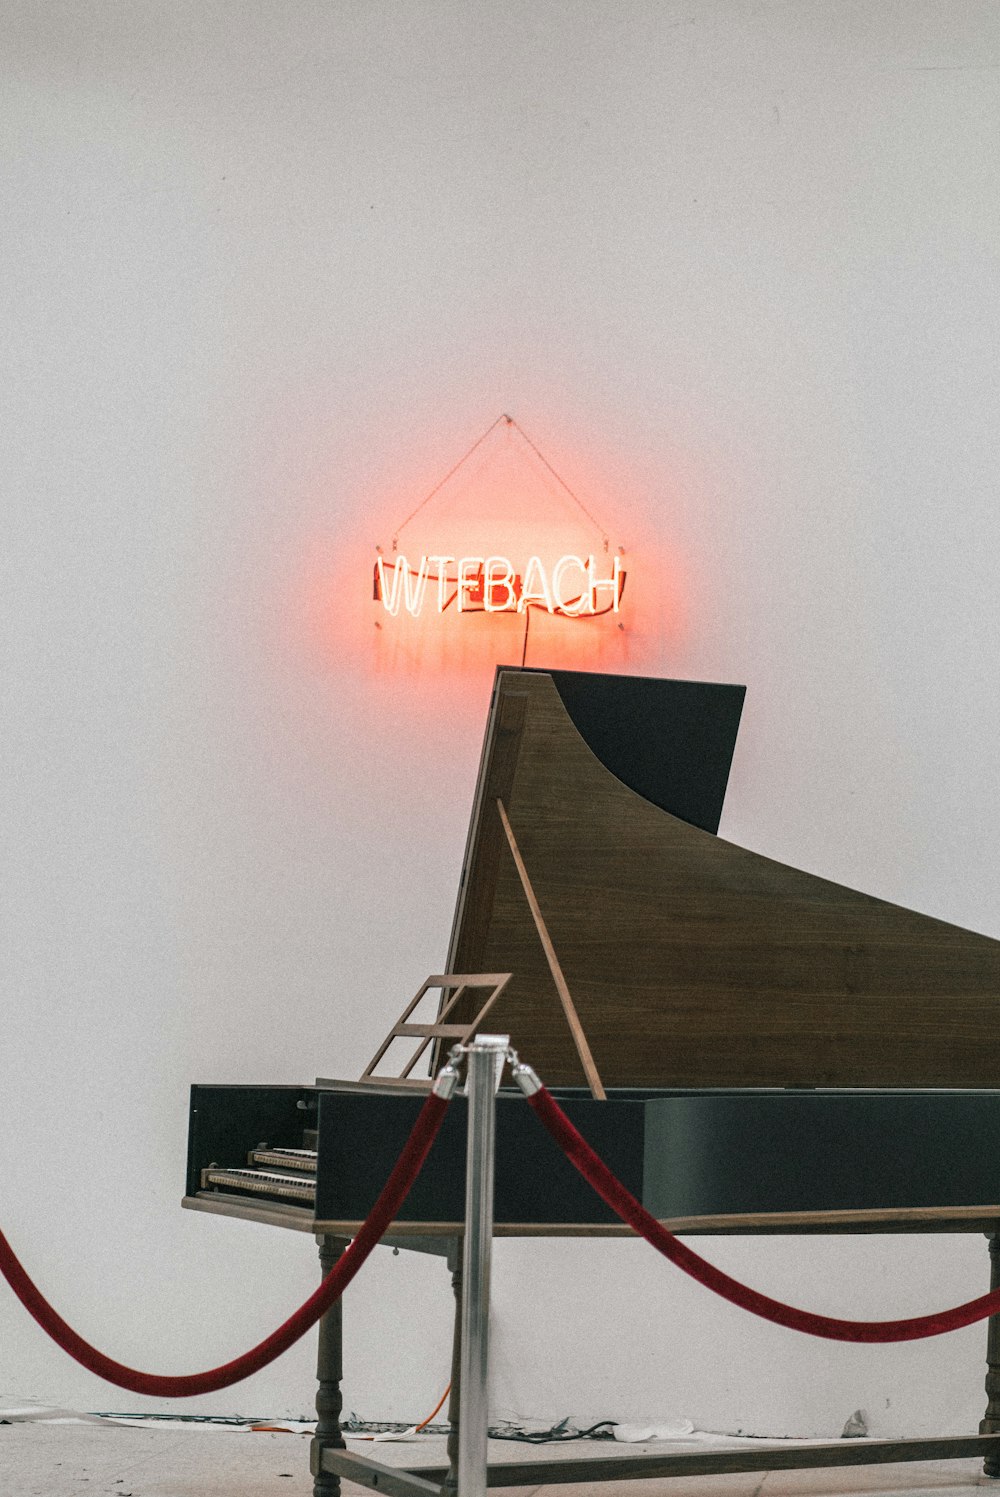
[528,1086,1000,1343]
[0,1092,448,1396]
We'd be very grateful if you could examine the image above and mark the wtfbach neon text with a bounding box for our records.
[374,554,624,618]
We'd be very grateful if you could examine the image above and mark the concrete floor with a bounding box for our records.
[0,1424,997,1497]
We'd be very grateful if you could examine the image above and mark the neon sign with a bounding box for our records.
[374,553,625,618]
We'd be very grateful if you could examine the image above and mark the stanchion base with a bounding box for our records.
[322,1433,1000,1492]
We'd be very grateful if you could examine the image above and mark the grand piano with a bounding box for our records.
[184,667,1000,1495]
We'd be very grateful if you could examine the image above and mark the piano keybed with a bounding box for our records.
[249,1147,319,1173]
[200,1147,318,1205]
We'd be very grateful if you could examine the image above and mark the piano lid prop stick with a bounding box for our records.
[496,798,607,1102]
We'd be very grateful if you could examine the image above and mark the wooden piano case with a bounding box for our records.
[184,667,1000,1494]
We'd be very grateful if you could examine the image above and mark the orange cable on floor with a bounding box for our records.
[414,1382,451,1432]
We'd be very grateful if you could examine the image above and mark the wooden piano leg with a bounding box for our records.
[981,1232,1000,1477]
[311,1235,350,1497]
[442,1243,463,1495]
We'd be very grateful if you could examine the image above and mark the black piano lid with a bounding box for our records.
[511,667,746,835]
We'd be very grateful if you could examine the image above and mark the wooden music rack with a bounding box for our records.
[357,973,512,1089]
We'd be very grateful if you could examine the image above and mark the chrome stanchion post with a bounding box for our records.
[457,1033,508,1497]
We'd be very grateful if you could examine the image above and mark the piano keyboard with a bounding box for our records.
[249,1147,318,1173]
[200,1149,318,1206]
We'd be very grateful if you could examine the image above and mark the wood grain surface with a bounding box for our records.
[446,671,1000,1088]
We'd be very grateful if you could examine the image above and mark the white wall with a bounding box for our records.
[2,0,999,1438]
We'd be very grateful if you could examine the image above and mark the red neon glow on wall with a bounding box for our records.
[314,413,654,678]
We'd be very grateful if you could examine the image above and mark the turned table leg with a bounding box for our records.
[310,1234,349,1497]
[981,1232,1000,1478]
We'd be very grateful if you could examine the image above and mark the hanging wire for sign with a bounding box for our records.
[388,415,611,551]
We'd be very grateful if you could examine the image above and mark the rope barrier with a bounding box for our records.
[0,1092,448,1397]
[526,1085,1000,1343]
[8,1049,1000,1398]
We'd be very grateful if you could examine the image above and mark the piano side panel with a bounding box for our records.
[448,672,1000,1089]
[186,1086,1000,1228]
[641,1092,1000,1216]
[313,1090,646,1226]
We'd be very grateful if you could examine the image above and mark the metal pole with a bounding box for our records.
[457,1034,507,1497]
